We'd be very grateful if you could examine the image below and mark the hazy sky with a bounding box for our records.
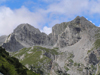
[0,0,100,35]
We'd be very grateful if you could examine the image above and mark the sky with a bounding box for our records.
[0,0,100,35]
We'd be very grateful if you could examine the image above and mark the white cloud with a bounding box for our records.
[93,23,95,25]
[0,0,100,35]
[0,6,45,35]
[98,24,100,27]
[23,1,36,6]
[90,20,92,23]
[40,0,100,18]
[0,0,8,4]
[40,0,60,3]
[41,26,52,35]
[86,18,88,20]
[45,0,89,16]
[0,0,6,2]
[89,20,95,25]
[89,0,100,14]
[40,0,100,27]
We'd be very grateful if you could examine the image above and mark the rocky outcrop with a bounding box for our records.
[53,16,97,48]
[56,24,81,48]
[2,24,52,51]
[2,34,24,51]
[89,53,98,65]
[13,24,49,46]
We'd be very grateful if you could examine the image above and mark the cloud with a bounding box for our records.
[0,0,8,4]
[89,0,100,14]
[0,0,6,2]
[40,0,60,3]
[40,0,100,18]
[45,0,89,16]
[41,26,52,35]
[35,0,90,28]
[98,24,100,27]
[0,6,45,35]
[39,0,100,26]
[89,20,92,23]
[23,1,36,7]
[0,0,100,35]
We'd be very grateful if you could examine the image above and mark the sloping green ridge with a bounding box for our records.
[12,46,59,74]
[94,39,100,49]
[13,46,58,66]
[0,47,38,75]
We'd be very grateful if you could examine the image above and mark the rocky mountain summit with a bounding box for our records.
[1,16,100,75]
[2,23,53,51]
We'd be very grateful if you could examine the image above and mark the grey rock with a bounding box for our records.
[0,35,7,45]
[2,34,24,51]
[2,24,51,51]
[56,24,81,48]
[0,72,3,75]
[89,53,98,65]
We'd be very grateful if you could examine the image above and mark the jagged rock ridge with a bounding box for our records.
[2,16,96,52]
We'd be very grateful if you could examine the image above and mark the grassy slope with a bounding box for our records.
[0,47,38,75]
[12,46,59,74]
[13,46,58,65]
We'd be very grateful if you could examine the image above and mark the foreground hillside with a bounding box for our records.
[0,46,38,75]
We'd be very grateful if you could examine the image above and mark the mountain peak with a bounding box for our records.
[18,23,33,28]
[14,23,40,34]
[74,16,80,19]
[74,16,87,21]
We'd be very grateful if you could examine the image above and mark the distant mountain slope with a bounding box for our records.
[0,46,38,75]
[0,35,7,45]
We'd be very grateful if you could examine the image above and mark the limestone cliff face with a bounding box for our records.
[53,16,97,48]
[2,33,24,51]
[51,22,69,45]
[13,24,50,46]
